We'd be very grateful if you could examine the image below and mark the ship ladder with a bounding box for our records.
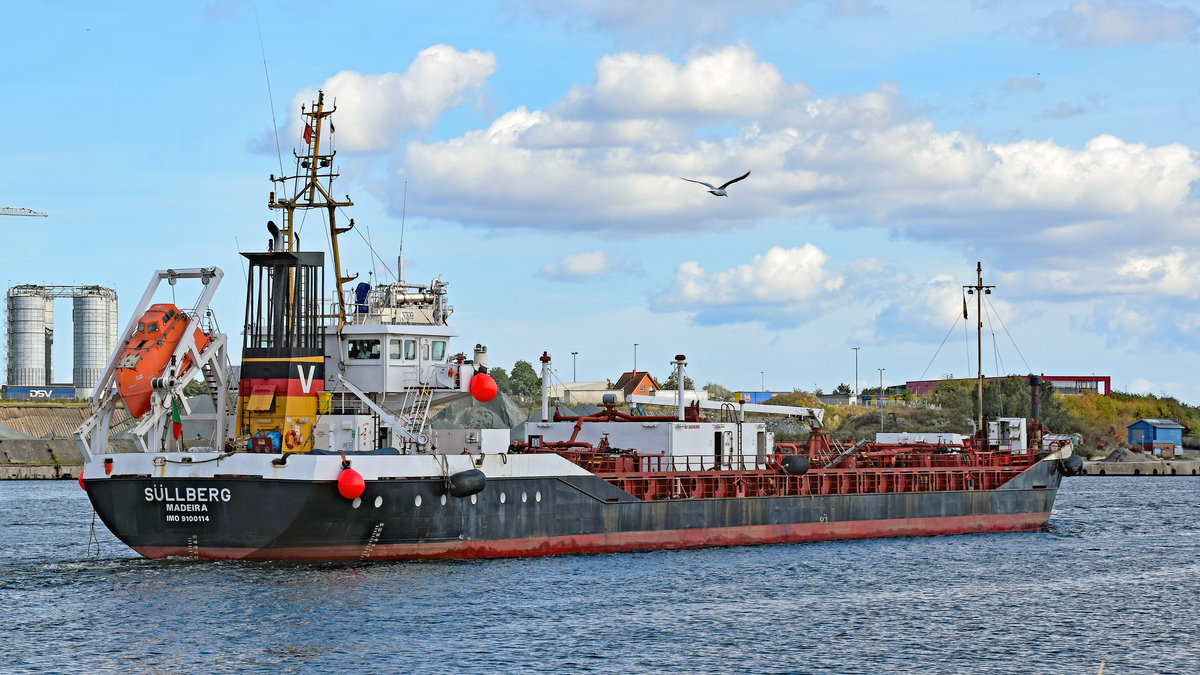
[403,387,434,440]
[201,362,224,409]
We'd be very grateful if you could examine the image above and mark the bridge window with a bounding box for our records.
[432,340,446,361]
[389,339,401,359]
[405,339,417,360]
[348,339,380,360]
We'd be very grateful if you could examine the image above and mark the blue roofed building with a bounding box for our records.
[1126,419,1185,458]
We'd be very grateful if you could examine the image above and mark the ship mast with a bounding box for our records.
[268,90,356,330]
[964,262,994,437]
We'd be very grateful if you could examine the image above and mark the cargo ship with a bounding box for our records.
[75,92,1082,560]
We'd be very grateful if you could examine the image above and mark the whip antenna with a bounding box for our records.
[398,180,408,282]
[253,3,285,178]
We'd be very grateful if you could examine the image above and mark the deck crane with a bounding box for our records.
[0,208,48,217]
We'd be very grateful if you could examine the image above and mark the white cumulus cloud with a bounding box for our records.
[1117,248,1200,298]
[650,244,843,326]
[558,44,807,120]
[289,45,496,152]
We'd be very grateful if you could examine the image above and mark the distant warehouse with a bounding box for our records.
[904,375,1110,397]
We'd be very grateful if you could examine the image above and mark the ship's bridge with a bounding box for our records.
[324,322,459,394]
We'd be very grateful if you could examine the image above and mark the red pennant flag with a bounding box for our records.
[303,123,313,144]
[171,397,182,440]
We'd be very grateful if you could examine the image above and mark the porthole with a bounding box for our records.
[521,491,528,503]
[535,490,542,503]
[500,492,506,504]
[374,496,384,508]
[414,494,423,507]
[352,497,362,509]
[440,494,448,505]
[471,494,477,505]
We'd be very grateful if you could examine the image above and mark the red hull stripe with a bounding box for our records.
[237,377,324,397]
[134,511,1051,561]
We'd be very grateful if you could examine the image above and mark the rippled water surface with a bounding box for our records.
[1,478,1196,673]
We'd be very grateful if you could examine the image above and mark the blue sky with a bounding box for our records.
[4,1,1200,402]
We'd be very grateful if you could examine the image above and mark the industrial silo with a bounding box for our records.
[72,286,118,397]
[43,294,54,383]
[6,286,48,386]
[107,292,118,356]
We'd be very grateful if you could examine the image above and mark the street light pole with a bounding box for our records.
[634,343,638,373]
[571,351,578,382]
[852,346,860,403]
[878,367,885,431]
[760,371,764,392]
[963,262,994,436]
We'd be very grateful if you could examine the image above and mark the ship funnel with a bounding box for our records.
[1029,374,1041,420]
[1029,374,1043,451]
[539,351,552,422]
[266,220,283,251]
[674,354,687,421]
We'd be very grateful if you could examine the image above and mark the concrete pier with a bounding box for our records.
[1081,460,1200,476]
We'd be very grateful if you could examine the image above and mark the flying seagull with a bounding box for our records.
[680,170,750,196]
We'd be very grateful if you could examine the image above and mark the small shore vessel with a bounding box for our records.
[75,92,1081,560]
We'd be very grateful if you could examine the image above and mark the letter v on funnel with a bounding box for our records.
[297,364,316,393]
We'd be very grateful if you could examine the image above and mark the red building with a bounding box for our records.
[614,371,661,398]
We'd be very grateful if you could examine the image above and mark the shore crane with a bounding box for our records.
[1,207,48,217]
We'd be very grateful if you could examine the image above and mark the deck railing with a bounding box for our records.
[593,464,1028,501]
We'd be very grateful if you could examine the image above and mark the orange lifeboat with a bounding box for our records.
[115,303,210,418]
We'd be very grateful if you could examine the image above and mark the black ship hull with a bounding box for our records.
[85,459,1064,560]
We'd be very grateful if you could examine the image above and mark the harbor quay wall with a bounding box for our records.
[0,439,211,479]
[1,439,87,479]
[1081,460,1200,477]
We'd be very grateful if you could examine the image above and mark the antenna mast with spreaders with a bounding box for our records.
[268,90,355,330]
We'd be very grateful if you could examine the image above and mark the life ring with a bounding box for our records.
[284,429,301,449]
[1048,441,1061,451]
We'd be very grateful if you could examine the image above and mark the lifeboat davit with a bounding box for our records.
[115,303,209,418]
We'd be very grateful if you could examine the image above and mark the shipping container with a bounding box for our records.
[1,385,77,400]
[733,391,789,404]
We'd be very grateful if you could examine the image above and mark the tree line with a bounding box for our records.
[485,361,737,403]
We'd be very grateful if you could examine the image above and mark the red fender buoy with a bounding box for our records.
[470,372,498,402]
[338,467,365,499]
[78,472,85,490]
